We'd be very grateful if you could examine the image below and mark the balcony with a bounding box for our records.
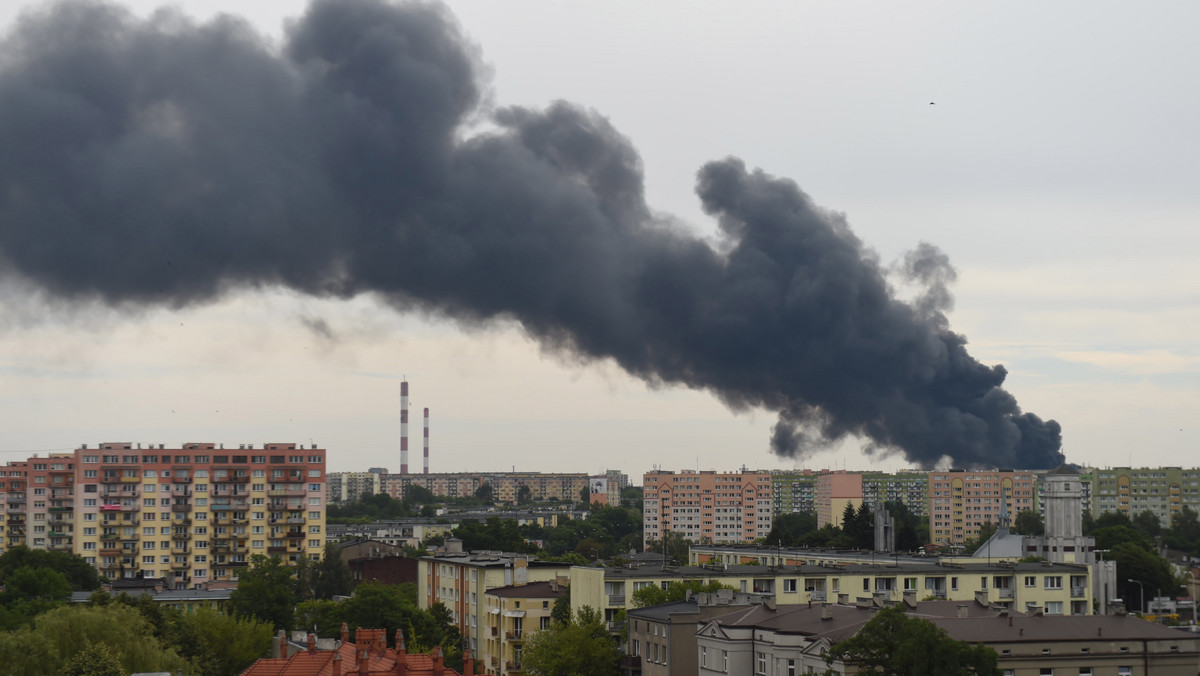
[172,475,192,484]
[505,630,523,641]
[808,591,827,602]
[100,547,122,556]
[101,534,120,541]
[172,532,191,540]
[48,541,73,552]
[607,594,625,606]
[504,661,522,672]
[1071,587,1087,598]
[998,588,1015,599]
[121,476,140,483]
[267,546,286,554]
[171,504,192,513]
[285,530,305,539]
[100,504,122,512]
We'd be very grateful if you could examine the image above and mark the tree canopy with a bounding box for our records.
[521,606,619,676]
[826,606,999,675]
[227,554,296,630]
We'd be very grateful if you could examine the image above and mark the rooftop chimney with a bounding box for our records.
[423,407,429,474]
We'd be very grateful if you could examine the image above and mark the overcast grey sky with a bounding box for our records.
[1,1,1197,477]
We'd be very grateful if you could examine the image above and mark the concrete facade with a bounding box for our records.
[642,470,773,546]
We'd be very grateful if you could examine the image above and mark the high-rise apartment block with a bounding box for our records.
[326,470,384,504]
[1090,467,1200,526]
[0,442,326,585]
[642,470,772,546]
[770,471,819,515]
[928,469,1034,545]
[381,472,590,505]
[862,470,928,517]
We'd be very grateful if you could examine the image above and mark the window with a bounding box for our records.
[783,579,797,593]
[1045,601,1063,615]
[1045,576,1063,590]
[1024,576,1037,587]
[756,652,766,674]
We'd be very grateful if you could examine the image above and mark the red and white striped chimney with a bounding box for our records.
[400,381,409,475]
[423,407,430,474]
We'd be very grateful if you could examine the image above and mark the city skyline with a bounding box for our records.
[1,1,1197,476]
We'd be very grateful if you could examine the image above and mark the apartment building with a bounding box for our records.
[642,470,773,546]
[0,442,328,583]
[481,580,564,676]
[571,560,1092,625]
[770,471,819,515]
[862,470,928,517]
[0,460,29,553]
[380,472,590,506]
[418,543,571,656]
[326,471,383,504]
[928,469,1035,546]
[696,601,1198,676]
[815,471,863,528]
[1090,467,1200,526]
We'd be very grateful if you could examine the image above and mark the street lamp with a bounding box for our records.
[1128,578,1145,615]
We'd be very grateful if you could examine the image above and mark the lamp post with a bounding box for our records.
[1185,571,1196,626]
[1128,578,1145,615]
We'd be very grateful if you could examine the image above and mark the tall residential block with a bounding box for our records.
[770,470,819,515]
[861,470,928,517]
[0,442,327,585]
[928,469,1035,546]
[1090,467,1200,526]
[642,469,773,546]
[326,471,384,504]
[815,471,863,528]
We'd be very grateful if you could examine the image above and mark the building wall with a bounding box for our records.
[861,470,928,517]
[770,471,818,515]
[1090,467,1200,526]
[642,470,773,546]
[816,472,863,528]
[70,442,326,584]
[928,470,1035,546]
[480,585,561,676]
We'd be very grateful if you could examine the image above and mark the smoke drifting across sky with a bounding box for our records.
[0,0,1062,469]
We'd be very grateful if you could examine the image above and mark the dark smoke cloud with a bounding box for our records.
[0,0,1063,469]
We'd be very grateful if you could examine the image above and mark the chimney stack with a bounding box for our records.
[463,649,474,676]
[306,633,317,655]
[431,645,444,676]
[400,381,409,474]
[423,407,429,474]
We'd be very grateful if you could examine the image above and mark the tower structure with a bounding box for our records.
[423,407,430,474]
[400,381,409,474]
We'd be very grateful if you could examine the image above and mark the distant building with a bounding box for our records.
[816,471,863,528]
[862,470,928,517]
[642,469,773,547]
[327,471,383,504]
[928,469,1035,546]
[1089,466,1200,526]
[770,470,819,515]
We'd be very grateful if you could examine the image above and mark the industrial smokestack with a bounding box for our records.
[400,381,409,475]
[423,407,429,474]
[0,0,1063,470]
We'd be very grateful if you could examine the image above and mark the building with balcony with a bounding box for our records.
[928,469,1035,546]
[418,542,571,658]
[816,471,863,528]
[571,559,1093,630]
[0,442,327,584]
[642,470,773,547]
[1090,466,1200,526]
[326,470,384,504]
[480,580,565,676]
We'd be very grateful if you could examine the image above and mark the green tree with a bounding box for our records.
[1165,506,1200,555]
[580,485,593,508]
[0,545,103,591]
[61,642,123,676]
[1012,510,1044,536]
[517,485,533,505]
[522,606,619,676]
[172,606,273,676]
[631,580,734,608]
[764,512,818,547]
[405,484,436,505]
[227,555,296,630]
[475,482,494,503]
[312,542,353,600]
[646,530,690,565]
[0,604,189,676]
[1110,542,1177,613]
[1132,510,1163,537]
[1,565,71,605]
[826,606,1000,675]
[619,486,643,510]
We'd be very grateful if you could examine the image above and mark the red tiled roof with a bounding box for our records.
[238,632,464,676]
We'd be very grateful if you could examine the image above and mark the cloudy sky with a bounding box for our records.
[1,0,1197,477]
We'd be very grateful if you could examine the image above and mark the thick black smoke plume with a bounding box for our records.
[0,0,1063,469]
